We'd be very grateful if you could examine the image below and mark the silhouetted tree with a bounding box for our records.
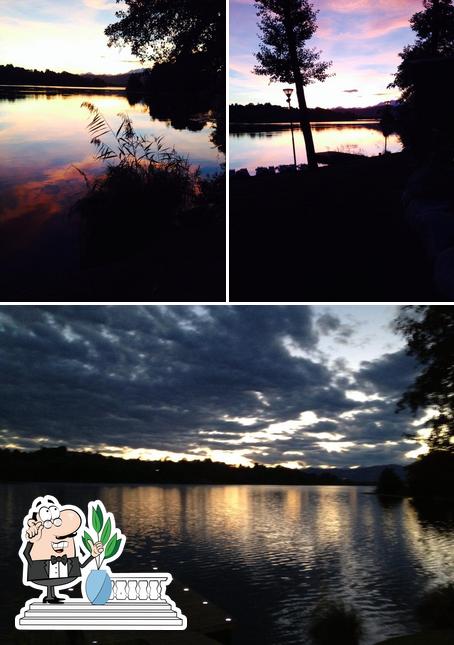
[395,305,454,452]
[390,0,454,102]
[253,0,332,169]
[376,467,405,495]
[406,450,454,497]
[106,1,225,153]
[105,0,225,74]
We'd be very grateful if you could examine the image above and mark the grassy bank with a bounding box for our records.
[230,152,437,301]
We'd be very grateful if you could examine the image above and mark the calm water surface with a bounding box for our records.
[1,484,453,644]
[0,87,223,298]
[230,122,402,173]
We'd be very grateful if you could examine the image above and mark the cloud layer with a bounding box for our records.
[230,0,422,108]
[0,306,425,469]
[0,1,138,75]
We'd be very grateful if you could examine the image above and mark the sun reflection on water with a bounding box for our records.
[230,122,402,173]
[1,483,453,645]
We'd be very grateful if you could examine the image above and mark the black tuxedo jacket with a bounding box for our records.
[24,542,94,582]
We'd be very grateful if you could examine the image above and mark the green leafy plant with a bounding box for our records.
[82,502,123,570]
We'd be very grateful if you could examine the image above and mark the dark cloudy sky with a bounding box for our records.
[0,305,429,469]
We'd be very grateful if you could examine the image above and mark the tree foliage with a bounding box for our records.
[391,0,454,100]
[376,467,405,495]
[253,0,331,84]
[105,0,225,72]
[395,305,454,452]
[253,1,331,169]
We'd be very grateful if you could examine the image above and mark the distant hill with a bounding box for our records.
[0,64,144,88]
[305,464,407,484]
[230,101,398,124]
[83,68,145,86]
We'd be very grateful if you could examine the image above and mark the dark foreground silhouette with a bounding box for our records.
[230,151,436,301]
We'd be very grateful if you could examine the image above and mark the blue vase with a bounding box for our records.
[85,569,112,605]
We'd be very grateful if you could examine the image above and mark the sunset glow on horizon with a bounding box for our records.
[230,0,424,108]
[0,0,143,75]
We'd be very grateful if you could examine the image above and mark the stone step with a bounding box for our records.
[28,601,169,611]
[18,599,186,629]
[20,618,184,627]
[28,610,178,618]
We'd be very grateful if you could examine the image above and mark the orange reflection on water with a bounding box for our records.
[0,156,100,258]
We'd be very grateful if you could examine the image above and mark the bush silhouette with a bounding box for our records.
[416,583,454,629]
[376,467,406,495]
[309,599,363,645]
[75,102,200,264]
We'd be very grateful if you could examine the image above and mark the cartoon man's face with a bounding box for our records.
[28,503,82,561]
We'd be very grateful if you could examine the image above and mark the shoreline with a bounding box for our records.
[230,151,438,301]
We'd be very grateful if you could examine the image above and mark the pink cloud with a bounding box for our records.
[322,0,419,13]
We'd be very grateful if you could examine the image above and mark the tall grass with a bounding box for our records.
[77,101,200,215]
[74,102,203,264]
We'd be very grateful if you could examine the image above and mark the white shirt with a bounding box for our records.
[49,559,69,579]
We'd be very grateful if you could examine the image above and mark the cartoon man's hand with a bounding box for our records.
[26,519,43,543]
[91,541,104,558]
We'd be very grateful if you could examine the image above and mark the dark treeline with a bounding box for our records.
[127,54,221,102]
[229,102,390,123]
[0,447,341,486]
[126,54,225,150]
[2,448,453,497]
[375,451,454,500]
[0,64,126,87]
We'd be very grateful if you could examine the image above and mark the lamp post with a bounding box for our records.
[283,87,297,169]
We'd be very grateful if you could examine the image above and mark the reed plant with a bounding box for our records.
[75,102,201,264]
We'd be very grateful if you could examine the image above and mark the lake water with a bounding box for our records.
[0,86,223,299]
[230,122,402,173]
[1,483,453,644]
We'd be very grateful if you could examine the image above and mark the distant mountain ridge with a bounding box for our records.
[305,464,406,484]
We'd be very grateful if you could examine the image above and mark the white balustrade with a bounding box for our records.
[108,573,171,602]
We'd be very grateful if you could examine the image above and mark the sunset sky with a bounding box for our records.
[0,306,430,470]
[0,0,142,75]
[230,0,423,108]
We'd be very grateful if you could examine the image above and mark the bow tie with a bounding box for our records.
[51,555,68,565]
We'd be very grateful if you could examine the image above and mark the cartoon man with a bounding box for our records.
[20,496,103,603]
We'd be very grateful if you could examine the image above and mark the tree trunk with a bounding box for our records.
[284,10,318,170]
[293,77,317,169]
